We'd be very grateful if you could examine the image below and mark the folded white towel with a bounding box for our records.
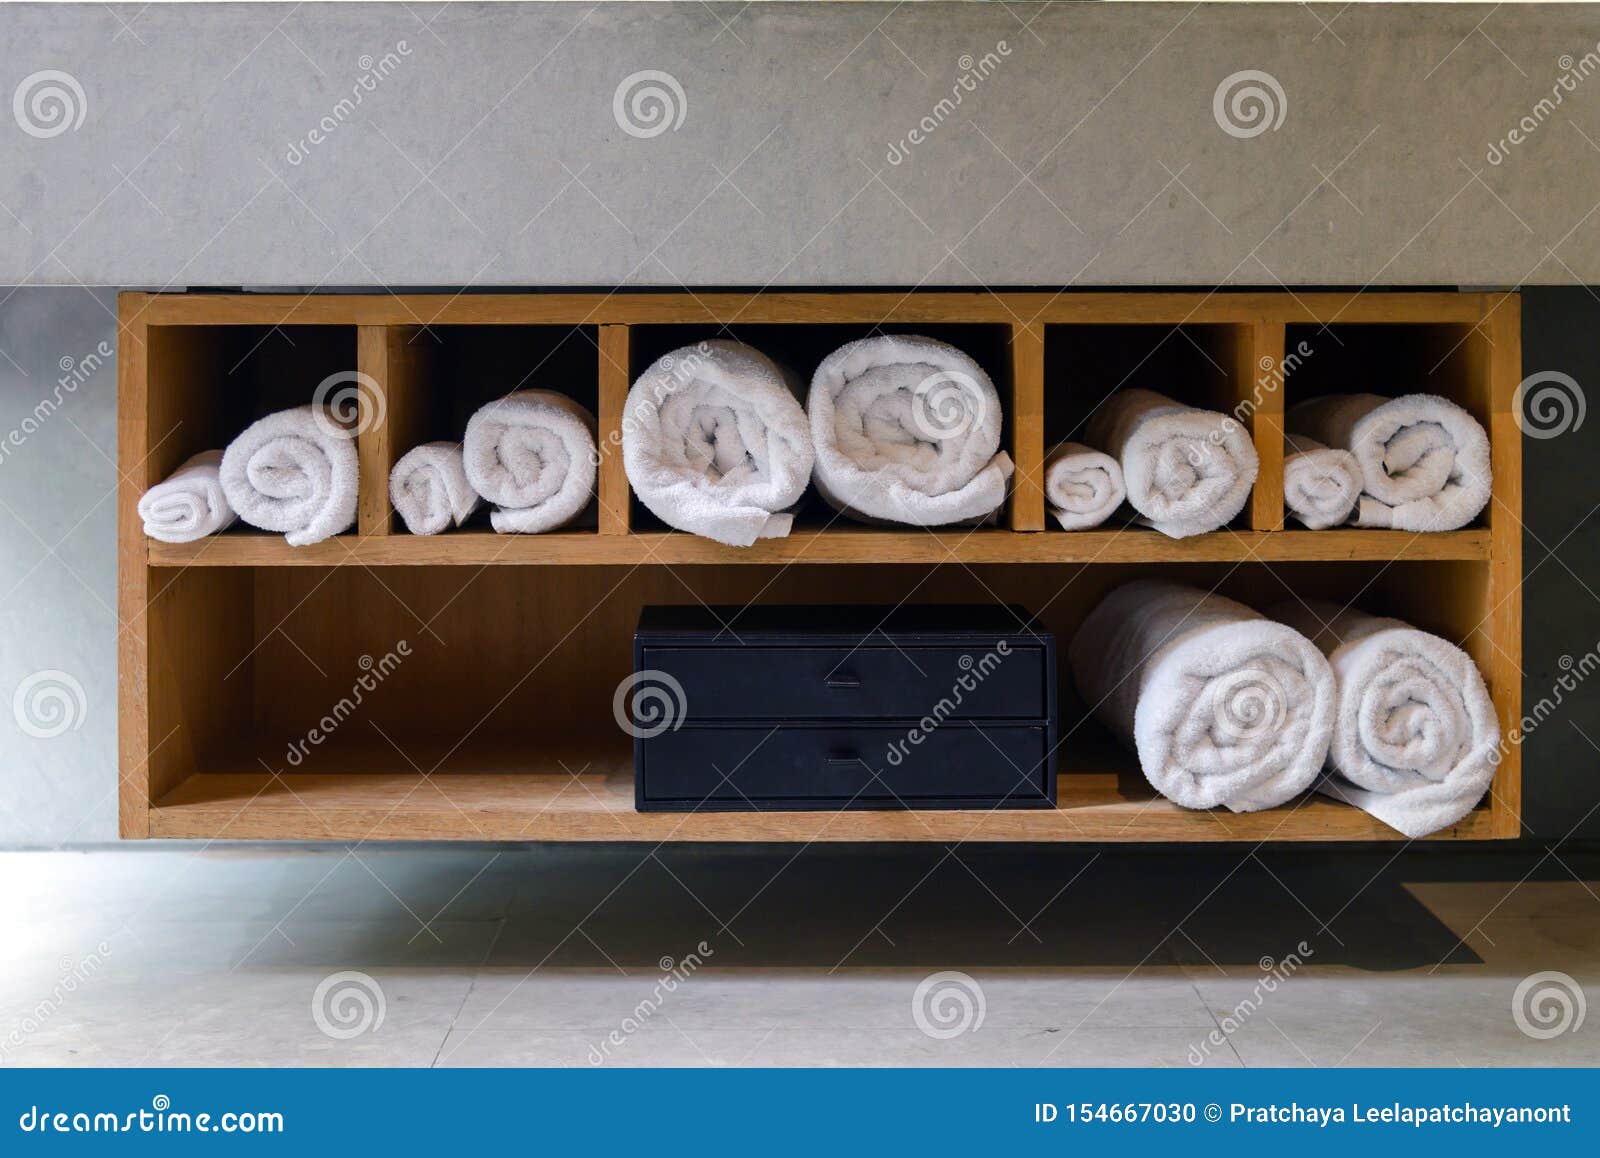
[1084,389,1257,538]
[138,450,236,543]
[809,334,1013,527]
[1044,441,1125,531]
[623,340,813,546]
[1069,580,1337,812]
[389,441,479,536]
[1283,433,1361,529]
[219,405,357,547]
[1272,600,1500,837]
[1287,393,1490,531]
[463,390,597,534]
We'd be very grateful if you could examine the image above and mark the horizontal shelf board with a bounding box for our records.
[131,291,1496,328]
[146,528,1491,567]
[149,765,1496,843]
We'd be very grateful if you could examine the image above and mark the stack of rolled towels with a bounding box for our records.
[1069,579,1499,835]
[622,334,1013,544]
[1284,393,1490,531]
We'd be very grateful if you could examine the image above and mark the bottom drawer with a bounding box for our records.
[636,723,1055,811]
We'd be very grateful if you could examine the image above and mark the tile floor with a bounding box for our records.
[1,845,1595,1067]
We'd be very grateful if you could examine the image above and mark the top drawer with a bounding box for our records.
[634,604,1055,723]
[640,644,1049,721]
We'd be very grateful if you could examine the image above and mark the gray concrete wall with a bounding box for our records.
[5,2,1600,287]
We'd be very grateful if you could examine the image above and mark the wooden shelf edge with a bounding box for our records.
[146,528,1493,567]
[147,771,1503,843]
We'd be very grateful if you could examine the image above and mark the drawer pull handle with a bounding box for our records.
[825,675,861,689]
[826,755,867,769]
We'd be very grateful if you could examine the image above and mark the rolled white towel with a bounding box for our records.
[389,441,479,536]
[219,405,357,547]
[463,390,597,534]
[138,450,236,543]
[1084,389,1257,538]
[1069,580,1336,812]
[1287,393,1490,531]
[1272,600,1500,837]
[623,340,813,546]
[1283,434,1361,529]
[809,334,1013,527]
[1044,441,1125,530]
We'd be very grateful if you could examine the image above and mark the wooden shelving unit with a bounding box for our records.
[118,290,1523,842]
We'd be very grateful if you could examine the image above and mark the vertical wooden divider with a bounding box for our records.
[356,325,430,536]
[1482,295,1523,837]
[1009,321,1046,531]
[1237,320,1286,531]
[117,295,152,838]
[598,324,632,535]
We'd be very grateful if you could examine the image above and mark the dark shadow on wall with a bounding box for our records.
[1520,287,1600,843]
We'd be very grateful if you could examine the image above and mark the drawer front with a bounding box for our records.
[639,644,1048,721]
[638,724,1053,810]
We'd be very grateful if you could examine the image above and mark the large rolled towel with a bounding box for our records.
[623,340,813,546]
[463,390,597,533]
[1287,393,1490,531]
[1084,389,1257,538]
[138,450,235,543]
[1069,580,1336,812]
[1283,434,1361,529]
[390,441,479,536]
[809,335,1013,526]
[219,405,357,547]
[1044,441,1125,531]
[1272,600,1499,837]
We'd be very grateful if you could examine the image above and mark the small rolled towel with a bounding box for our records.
[463,390,597,534]
[389,441,479,536]
[1287,393,1490,531]
[1044,441,1125,530]
[219,405,357,547]
[1283,434,1361,529]
[1084,389,1257,538]
[1069,580,1337,812]
[623,340,813,546]
[1272,600,1500,837]
[809,334,1013,526]
[138,450,235,543]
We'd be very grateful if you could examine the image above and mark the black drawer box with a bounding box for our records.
[631,605,1057,812]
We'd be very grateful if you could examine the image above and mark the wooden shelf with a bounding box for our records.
[150,766,1496,843]
[118,289,1523,844]
[145,528,1492,567]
